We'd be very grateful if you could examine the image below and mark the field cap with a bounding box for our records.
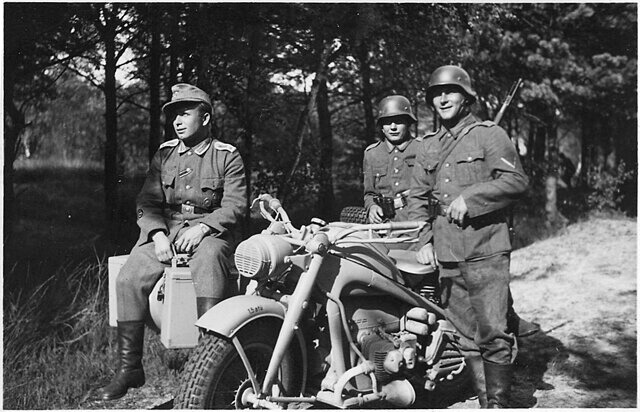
[162,83,212,114]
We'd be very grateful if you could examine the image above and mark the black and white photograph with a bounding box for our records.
[3,2,637,409]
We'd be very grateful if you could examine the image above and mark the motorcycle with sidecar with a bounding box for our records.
[166,194,470,409]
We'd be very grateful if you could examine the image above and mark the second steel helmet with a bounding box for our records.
[376,95,417,124]
[426,65,477,103]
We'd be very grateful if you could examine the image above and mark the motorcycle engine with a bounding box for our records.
[345,297,419,384]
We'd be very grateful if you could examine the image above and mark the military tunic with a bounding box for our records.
[408,113,528,364]
[363,137,421,222]
[116,137,247,321]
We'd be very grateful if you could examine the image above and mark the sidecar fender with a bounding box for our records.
[195,294,286,338]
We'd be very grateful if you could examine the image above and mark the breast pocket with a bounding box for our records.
[201,177,225,209]
[161,173,176,203]
[421,153,439,174]
[372,166,388,190]
[455,150,484,185]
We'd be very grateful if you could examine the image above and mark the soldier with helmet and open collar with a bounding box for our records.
[363,95,420,225]
[95,83,247,401]
[408,65,530,408]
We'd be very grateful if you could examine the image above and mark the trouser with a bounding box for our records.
[116,232,233,321]
[439,253,516,365]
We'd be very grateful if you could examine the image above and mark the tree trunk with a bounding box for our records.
[242,6,261,232]
[544,122,566,228]
[3,42,24,240]
[164,4,181,140]
[316,62,335,221]
[357,41,375,144]
[148,5,162,162]
[103,7,120,236]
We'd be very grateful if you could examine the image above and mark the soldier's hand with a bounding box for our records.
[416,243,437,268]
[446,195,468,226]
[152,231,174,263]
[368,205,384,224]
[175,226,206,253]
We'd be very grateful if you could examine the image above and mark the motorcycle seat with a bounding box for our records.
[388,249,436,275]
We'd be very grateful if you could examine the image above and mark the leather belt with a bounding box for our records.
[393,190,410,210]
[168,204,210,214]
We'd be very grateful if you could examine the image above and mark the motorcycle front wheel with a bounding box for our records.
[173,319,301,409]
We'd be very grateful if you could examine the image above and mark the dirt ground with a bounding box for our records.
[453,216,637,409]
[84,216,637,409]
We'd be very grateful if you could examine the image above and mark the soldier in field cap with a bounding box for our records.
[95,83,247,401]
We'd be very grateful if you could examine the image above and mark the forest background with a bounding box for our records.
[3,2,637,409]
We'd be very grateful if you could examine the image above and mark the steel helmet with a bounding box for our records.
[426,65,477,103]
[376,95,417,124]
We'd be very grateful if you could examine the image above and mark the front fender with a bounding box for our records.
[196,294,286,338]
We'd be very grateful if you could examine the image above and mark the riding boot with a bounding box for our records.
[466,356,488,408]
[96,321,146,401]
[507,309,541,337]
[196,297,223,318]
[484,362,513,408]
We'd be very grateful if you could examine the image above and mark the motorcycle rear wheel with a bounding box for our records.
[174,320,301,409]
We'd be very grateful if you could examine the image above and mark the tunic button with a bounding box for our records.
[394,182,399,186]
[394,157,398,161]
[445,163,450,167]
[445,178,450,183]
[394,168,399,173]
[186,168,191,172]
[187,151,193,156]
[185,185,191,190]
[443,194,449,198]
[467,156,472,161]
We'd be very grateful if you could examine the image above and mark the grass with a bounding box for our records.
[4,255,111,409]
[3,254,182,409]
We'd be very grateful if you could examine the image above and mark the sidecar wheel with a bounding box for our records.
[173,320,301,409]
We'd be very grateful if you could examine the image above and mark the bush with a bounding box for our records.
[586,161,635,213]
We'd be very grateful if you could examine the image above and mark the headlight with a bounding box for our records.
[234,234,294,279]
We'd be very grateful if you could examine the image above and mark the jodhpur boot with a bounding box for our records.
[465,356,488,408]
[507,309,541,337]
[484,362,513,408]
[96,321,145,401]
[196,297,223,318]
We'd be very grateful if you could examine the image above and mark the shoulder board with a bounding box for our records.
[420,130,439,140]
[461,120,498,137]
[214,141,237,152]
[159,139,179,149]
[365,141,381,152]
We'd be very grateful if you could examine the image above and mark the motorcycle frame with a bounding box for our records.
[197,195,445,408]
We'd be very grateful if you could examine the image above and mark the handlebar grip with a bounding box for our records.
[258,193,283,212]
[386,221,427,231]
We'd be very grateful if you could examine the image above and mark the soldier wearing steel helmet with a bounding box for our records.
[408,65,529,408]
[363,95,420,224]
[95,83,247,401]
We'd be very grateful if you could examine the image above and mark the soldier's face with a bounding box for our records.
[431,86,469,123]
[380,115,410,144]
[172,103,209,141]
